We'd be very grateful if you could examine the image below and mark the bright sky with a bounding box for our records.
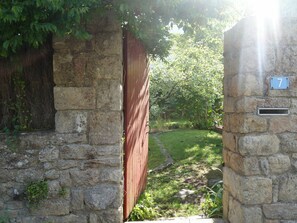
[247,0,279,19]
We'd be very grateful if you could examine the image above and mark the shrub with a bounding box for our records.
[128,192,159,221]
[200,181,223,218]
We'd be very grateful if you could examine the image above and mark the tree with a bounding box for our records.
[0,0,228,58]
[150,17,227,129]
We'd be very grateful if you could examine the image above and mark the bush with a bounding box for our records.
[200,181,223,218]
[128,192,159,221]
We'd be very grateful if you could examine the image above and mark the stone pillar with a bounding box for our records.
[53,13,123,223]
[224,17,297,223]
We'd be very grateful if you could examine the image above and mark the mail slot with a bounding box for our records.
[258,108,289,116]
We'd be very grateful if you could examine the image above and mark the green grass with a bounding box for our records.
[159,130,222,166]
[150,119,193,132]
[142,129,223,219]
[148,136,166,170]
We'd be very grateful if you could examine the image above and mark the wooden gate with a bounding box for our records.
[123,32,149,220]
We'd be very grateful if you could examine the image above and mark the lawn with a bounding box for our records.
[129,129,223,220]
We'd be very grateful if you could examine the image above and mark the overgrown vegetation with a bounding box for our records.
[149,23,224,129]
[200,181,223,218]
[0,0,229,58]
[2,70,32,150]
[130,129,223,220]
[128,192,160,221]
[25,180,48,208]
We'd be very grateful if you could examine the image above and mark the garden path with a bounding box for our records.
[150,133,174,172]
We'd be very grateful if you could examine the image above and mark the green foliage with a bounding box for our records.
[150,31,224,129]
[200,181,223,218]
[25,180,48,208]
[58,187,68,198]
[150,119,193,132]
[128,192,159,221]
[0,213,10,223]
[0,0,228,58]
[9,71,32,131]
[3,127,20,152]
[2,70,31,150]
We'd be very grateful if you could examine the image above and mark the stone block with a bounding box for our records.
[89,213,98,223]
[279,174,297,201]
[263,203,297,219]
[54,87,96,110]
[89,111,123,145]
[96,80,123,111]
[59,170,72,187]
[223,189,229,220]
[268,154,291,174]
[264,220,280,223]
[260,158,270,175]
[223,113,231,132]
[230,114,268,133]
[84,184,119,210]
[291,99,297,115]
[224,51,239,77]
[53,52,74,86]
[224,167,272,204]
[291,154,297,170]
[58,160,78,170]
[31,199,70,216]
[39,146,59,162]
[279,133,297,152]
[269,117,291,133]
[50,215,88,223]
[223,132,237,152]
[53,36,86,53]
[48,180,61,198]
[229,73,264,97]
[228,196,263,223]
[224,149,260,175]
[97,209,123,223]
[70,168,121,186]
[93,32,122,56]
[55,111,88,133]
[54,53,92,87]
[223,96,236,113]
[60,144,122,160]
[82,157,121,168]
[45,170,60,180]
[277,47,297,74]
[238,47,261,74]
[236,97,264,113]
[71,189,84,210]
[86,55,123,80]
[238,134,279,156]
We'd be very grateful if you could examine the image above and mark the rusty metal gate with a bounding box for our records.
[123,31,149,220]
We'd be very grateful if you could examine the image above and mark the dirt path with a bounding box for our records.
[150,133,174,172]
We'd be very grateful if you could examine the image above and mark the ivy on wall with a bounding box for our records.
[0,0,227,58]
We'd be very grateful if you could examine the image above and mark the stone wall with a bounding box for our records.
[0,13,124,222]
[224,17,297,223]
